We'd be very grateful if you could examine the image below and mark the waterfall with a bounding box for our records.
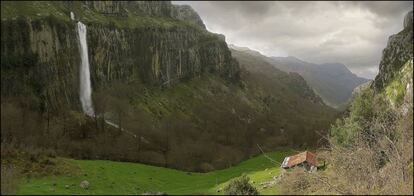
[73,16,141,142]
[70,12,75,20]
[77,21,95,117]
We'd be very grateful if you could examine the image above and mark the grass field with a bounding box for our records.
[16,151,292,195]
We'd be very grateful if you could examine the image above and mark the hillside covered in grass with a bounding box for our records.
[14,151,292,195]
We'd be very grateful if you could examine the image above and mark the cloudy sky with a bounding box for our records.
[173,1,412,79]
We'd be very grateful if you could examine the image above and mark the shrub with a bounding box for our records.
[224,175,259,195]
[330,117,361,147]
[350,88,374,122]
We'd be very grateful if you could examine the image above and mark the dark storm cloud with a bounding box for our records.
[173,1,413,79]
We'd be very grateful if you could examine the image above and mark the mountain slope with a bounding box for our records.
[1,1,336,172]
[271,57,370,108]
[228,44,369,108]
[230,48,325,105]
[268,56,370,108]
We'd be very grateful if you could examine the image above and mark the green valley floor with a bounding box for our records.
[16,151,292,195]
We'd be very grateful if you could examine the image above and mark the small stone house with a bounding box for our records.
[281,151,317,171]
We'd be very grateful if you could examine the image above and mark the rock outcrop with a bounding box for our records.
[373,10,413,91]
[404,10,413,29]
[171,4,206,29]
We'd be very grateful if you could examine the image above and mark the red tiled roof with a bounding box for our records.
[281,151,317,168]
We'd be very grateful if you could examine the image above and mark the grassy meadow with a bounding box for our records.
[16,151,292,195]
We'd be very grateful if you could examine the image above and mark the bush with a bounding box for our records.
[350,88,374,122]
[224,175,259,195]
[330,117,361,147]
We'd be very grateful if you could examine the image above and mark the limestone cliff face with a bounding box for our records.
[373,10,413,91]
[1,17,81,111]
[0,1,239,111]
[86,23,238,88]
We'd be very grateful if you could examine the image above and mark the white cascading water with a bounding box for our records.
[70,12,75,20]
[77,21,95,117]
[72,12,140,140]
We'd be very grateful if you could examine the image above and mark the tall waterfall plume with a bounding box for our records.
[70,12,75,20]
[77,21,95,117]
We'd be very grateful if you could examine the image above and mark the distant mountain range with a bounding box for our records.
[229,44,370,108]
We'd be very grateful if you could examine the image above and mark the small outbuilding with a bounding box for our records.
[281,151,317,171]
